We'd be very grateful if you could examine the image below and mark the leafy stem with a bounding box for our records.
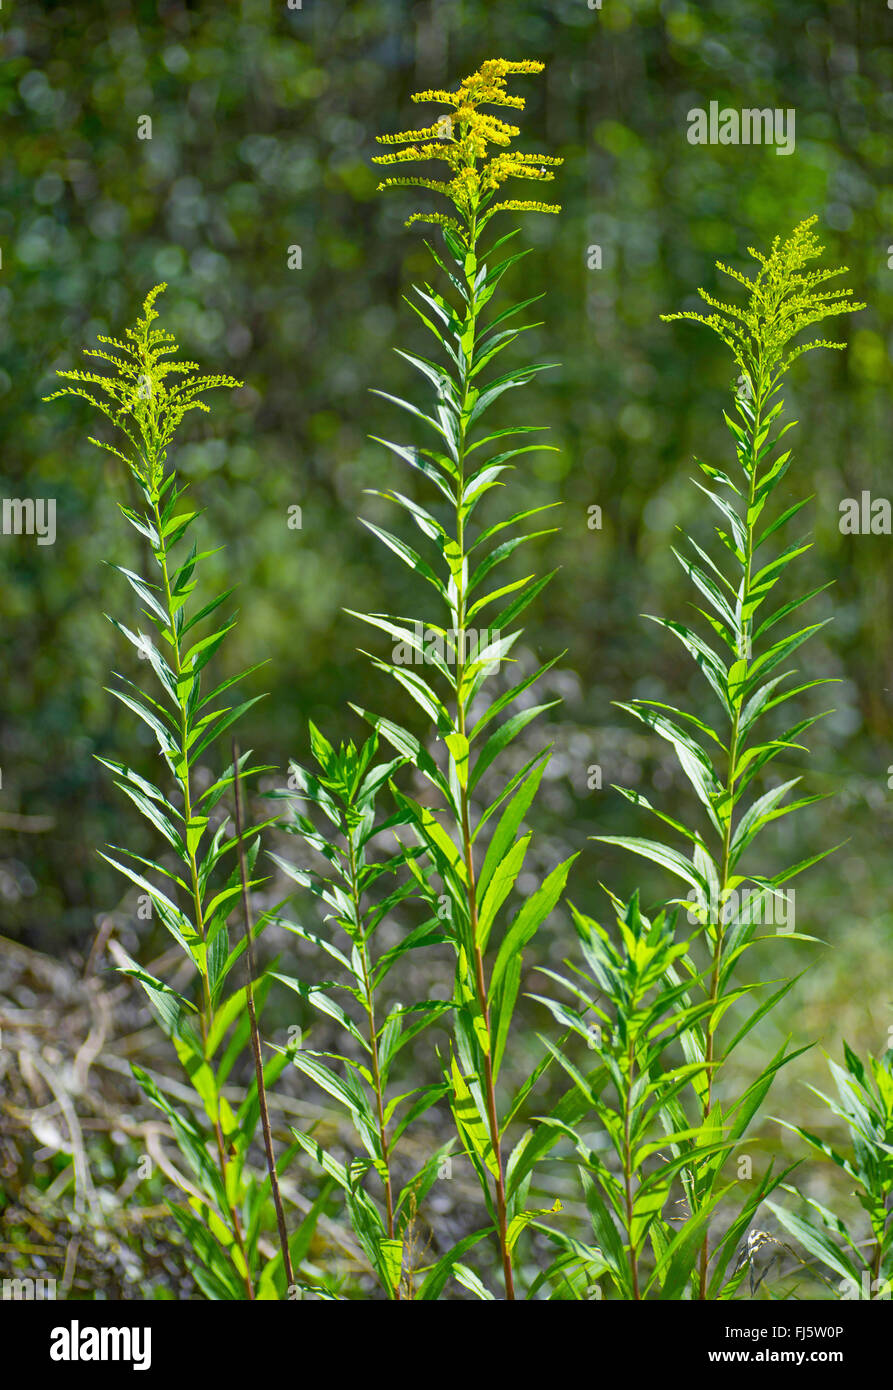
[365,59,573,1298]
[452,211,515,1300]
[601,220,864,1300]
[347,826,397,1258]
[44,286,286,1301]
[623,1031,640,1300]
[147,452,255,1301]
[233,740,295,1292]
[696,383,762,1300]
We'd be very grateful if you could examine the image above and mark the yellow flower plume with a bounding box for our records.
[373,59,562,233]
[661,216,866,389]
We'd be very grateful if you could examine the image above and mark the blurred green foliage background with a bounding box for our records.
[2,0,892,1288]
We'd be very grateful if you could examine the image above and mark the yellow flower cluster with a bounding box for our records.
[661,216,865,389]
[43,285,242,493]
[373,59,561,232]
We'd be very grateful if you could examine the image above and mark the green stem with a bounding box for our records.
[151,491,254,1301]
[452,209,515,1300]
[346,829,400,1296]
[697,382,763,1302]
[623,1032,640,1300]
[232,741,295,1293]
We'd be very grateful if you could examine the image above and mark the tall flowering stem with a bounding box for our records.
[354,60,573,1298]
[601,219,865,1298]
[44,288,290,1300]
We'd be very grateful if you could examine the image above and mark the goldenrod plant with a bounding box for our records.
[532,891,797,1299]
[351,59,574,1298]
[531,895,710,1299]
[44,287,293,1300]
[37,194,875,1308]
[596,219,865,1297]
[269,727,455,1299]
[768,1042,893,1300]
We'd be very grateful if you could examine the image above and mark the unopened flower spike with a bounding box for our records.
[373,58,562,232]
